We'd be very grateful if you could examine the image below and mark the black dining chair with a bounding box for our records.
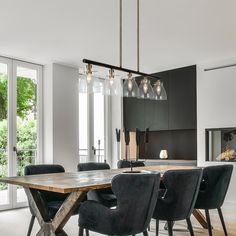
[24,164,72,236]
[79,172,160,236]
[194,165,233,236]
[152,169,203,236]
[77,162,117,208]
[117,160,145,169]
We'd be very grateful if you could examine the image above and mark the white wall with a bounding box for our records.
[43,64,53,164]
[197,58,236,209]
[43,63,79,171]
[110,95,122,168]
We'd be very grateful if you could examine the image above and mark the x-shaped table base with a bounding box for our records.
[24,188,86,236]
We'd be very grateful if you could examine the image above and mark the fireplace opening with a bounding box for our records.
[206,128,236,162]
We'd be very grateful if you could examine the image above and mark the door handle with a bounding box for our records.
[92,146,96,155]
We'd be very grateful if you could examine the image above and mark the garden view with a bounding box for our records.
[0,71,37,191]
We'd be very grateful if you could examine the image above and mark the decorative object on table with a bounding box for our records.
[116,128,121,160]
[78,0,167,101]
[124,129,130,161]
[136,128,141,161]
[159,150,168,159]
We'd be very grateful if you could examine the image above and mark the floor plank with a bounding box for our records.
[0,208,234,235]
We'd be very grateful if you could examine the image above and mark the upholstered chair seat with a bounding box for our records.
[195,165,233,236]
[79,173,160,236]
[152,169,203,236]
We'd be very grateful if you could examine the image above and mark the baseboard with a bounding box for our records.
[222,201,236,211]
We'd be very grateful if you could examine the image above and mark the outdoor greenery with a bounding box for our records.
[0,73,37,190]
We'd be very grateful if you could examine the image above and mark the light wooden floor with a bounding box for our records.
[0,208,234,236]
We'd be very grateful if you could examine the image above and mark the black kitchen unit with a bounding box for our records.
[123,65,197,160]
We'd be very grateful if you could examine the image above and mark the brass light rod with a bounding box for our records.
[82,58,161,80]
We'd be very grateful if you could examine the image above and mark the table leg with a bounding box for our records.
[193,209,208,229]
[24,188,86,236]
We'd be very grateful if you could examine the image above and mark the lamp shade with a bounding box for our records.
[78,74,88,93]
[123,73,139,97]
[93,77,104,94]
[153,80,167,100]
[105,77,122,96]
[138,77,154,99]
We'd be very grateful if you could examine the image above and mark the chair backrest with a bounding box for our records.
[195,165,233,209]
[117,160,145,169]
[77,162,110,171]
[24,164,67,202]
[111,173,160,235]
[153,169,202,221]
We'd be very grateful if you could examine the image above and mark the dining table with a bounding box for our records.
[0,165,208,236]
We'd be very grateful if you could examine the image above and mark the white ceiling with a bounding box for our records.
[1,0,236,72]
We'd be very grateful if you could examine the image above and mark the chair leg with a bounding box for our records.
[143,230,148,236]
[156,219,159,236]
[85,229,89,236]
[164,221,175,230]
[218,208,228,236]
[167,221,173,236]
[186,218,194,236]
[27,215,35,236]
[79,227,84,236]
[205,210,213,236]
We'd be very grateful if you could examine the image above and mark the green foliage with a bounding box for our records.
[0,74,7,120]
[0,73,36,121]
[0,119,37,190]
[0,74,37,190]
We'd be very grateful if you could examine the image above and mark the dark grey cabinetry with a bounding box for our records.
[123,65,196,132]
[169,66,196,130]
[123,98,145,131]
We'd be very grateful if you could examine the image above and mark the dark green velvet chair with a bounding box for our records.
[195,165,233,236]
[24,164,69,236]
[79,173,160,236]
[77,162,117,208]
[152,169,203,236]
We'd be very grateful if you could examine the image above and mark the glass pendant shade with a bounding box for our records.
[105,77,122,96]
[153,80,167,100]
[123,73,139,97]
[138,77,154,99]
[78,74,88,93]
[93,77,104,94]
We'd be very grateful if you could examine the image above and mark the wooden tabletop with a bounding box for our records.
[0,165,196,194]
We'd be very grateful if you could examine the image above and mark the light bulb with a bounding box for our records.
[143,78,148,94]
[86,64,93,83]
[156,80,161,95]
[127,73,133,91]
[108,69,114,86]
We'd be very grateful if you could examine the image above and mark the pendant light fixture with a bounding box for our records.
[79,0,167,101]
[138,77,154,99]
[123,73,139,97]
[153,80,167,100]
[104,69,122,96]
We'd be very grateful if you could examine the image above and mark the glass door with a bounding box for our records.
[0,58,42,210]
[79,92,105,163]
[0,57,12,210]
